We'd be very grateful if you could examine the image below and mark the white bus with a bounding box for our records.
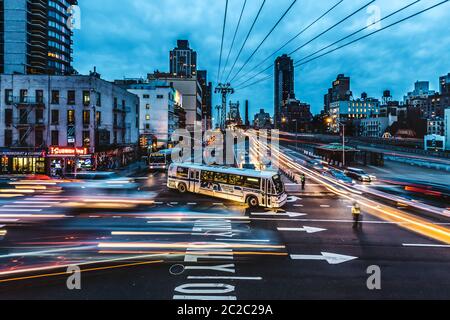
[167,163,287,208]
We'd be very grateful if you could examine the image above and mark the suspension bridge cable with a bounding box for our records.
[217,0,229,84]
[224,0,267,83]
[228,0,298,83]
[235,0,374,88]
[294,0,421,65]
[220,0,248,83]
[236,0,449,91]
[232,0,343,85]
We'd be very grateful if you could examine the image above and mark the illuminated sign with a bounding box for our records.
[49,147,88,156]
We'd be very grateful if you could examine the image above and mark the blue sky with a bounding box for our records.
[74,0,450,117]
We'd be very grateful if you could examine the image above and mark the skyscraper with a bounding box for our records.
[197,70,212,130]
[0,0,77,75]
[274,54,294,129]
[169,40,197,78]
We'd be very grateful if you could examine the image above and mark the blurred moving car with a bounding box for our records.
[344,168,373,182]
[323,169,354,184]
[62,172,137,190]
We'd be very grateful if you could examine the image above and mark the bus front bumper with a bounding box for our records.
[271,193,288,208]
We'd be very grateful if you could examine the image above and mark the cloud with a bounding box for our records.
[74,0,450,117]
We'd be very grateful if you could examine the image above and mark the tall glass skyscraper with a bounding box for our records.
[0,0,76,75]
[274,54,294,129]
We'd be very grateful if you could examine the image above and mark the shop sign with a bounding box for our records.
[49,147,88,156]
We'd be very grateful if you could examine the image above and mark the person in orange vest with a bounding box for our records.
[351,202,362,229]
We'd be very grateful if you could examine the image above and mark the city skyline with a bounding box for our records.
[73,0,450,116]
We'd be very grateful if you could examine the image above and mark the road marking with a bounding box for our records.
[0,209,43,212]
[170,202,179,205]
[294,204,304,207]
[187,203,197,205]
[3,205,51,208]
[212,203,224,206]
[290,252,358,265]
[320,205,330,208]
[278,226,327,234]
[15,201,60,204]
[187,276,262,281]
[251,211,307,218]
[403,243,450,248]
[215,239,270,243]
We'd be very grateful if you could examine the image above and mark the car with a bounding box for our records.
[344,168,372,182]
[324,169,354,184]
[61,172,137,190]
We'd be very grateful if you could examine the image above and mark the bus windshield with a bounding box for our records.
[149,154,166,164]
[272,174,284,194]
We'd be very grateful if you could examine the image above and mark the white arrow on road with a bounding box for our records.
[278,226,327,234]
[251,211,307,218]
[290,252,357,265]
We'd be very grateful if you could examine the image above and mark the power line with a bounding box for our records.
[235,0,373,89]
[220,0,247,83]
[295,0,421,66]
[236,0,449,91]
[224,0,267,83]
[217,0,229,84]
[232,0,343,85]
[228,0,298,83]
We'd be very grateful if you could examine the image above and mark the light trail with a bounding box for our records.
[250,132,450,244]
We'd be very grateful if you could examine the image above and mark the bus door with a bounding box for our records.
[263,179,272,207]
[189,169,200,193]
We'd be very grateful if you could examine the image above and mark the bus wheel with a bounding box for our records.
[246,196,259,208]
[178,183,187,193]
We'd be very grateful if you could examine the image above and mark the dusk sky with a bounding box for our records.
[73,0,450,117]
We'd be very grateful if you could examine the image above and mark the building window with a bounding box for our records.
[51,90,60,104]
[67,110,75,125]
[114,97,118,109]
[35,130,44,147]
[19,109,28,125]
[83,131,90,147]
[36,109,44,124]
[51,130,59,146]
[146,104,150,109]
[146,115,150,120]
[4,130,12,147]
[96,111,101,126]
[20,89,28,103]
[145,124,150,130]
[83,110,90,126]
[68,90,76,105]
[143,94,150,99]
[157,95,164,99]
[83,90,90,106]
[96,92,101,107]
[36,90,44,103]
[5,89,13,105]
[51,109,59,125]
[5,109,12,126]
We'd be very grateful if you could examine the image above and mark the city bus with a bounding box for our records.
[149,149,181,170]
[167,163,287,208]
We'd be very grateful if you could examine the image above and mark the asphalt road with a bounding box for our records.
[0,167,449,300]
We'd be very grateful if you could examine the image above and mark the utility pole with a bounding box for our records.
[214,83,234,130]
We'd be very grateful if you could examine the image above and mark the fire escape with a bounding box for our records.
[13,96,45,149]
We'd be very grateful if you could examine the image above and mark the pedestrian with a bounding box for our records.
[301,174,306,191]
[351,202,362,229]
